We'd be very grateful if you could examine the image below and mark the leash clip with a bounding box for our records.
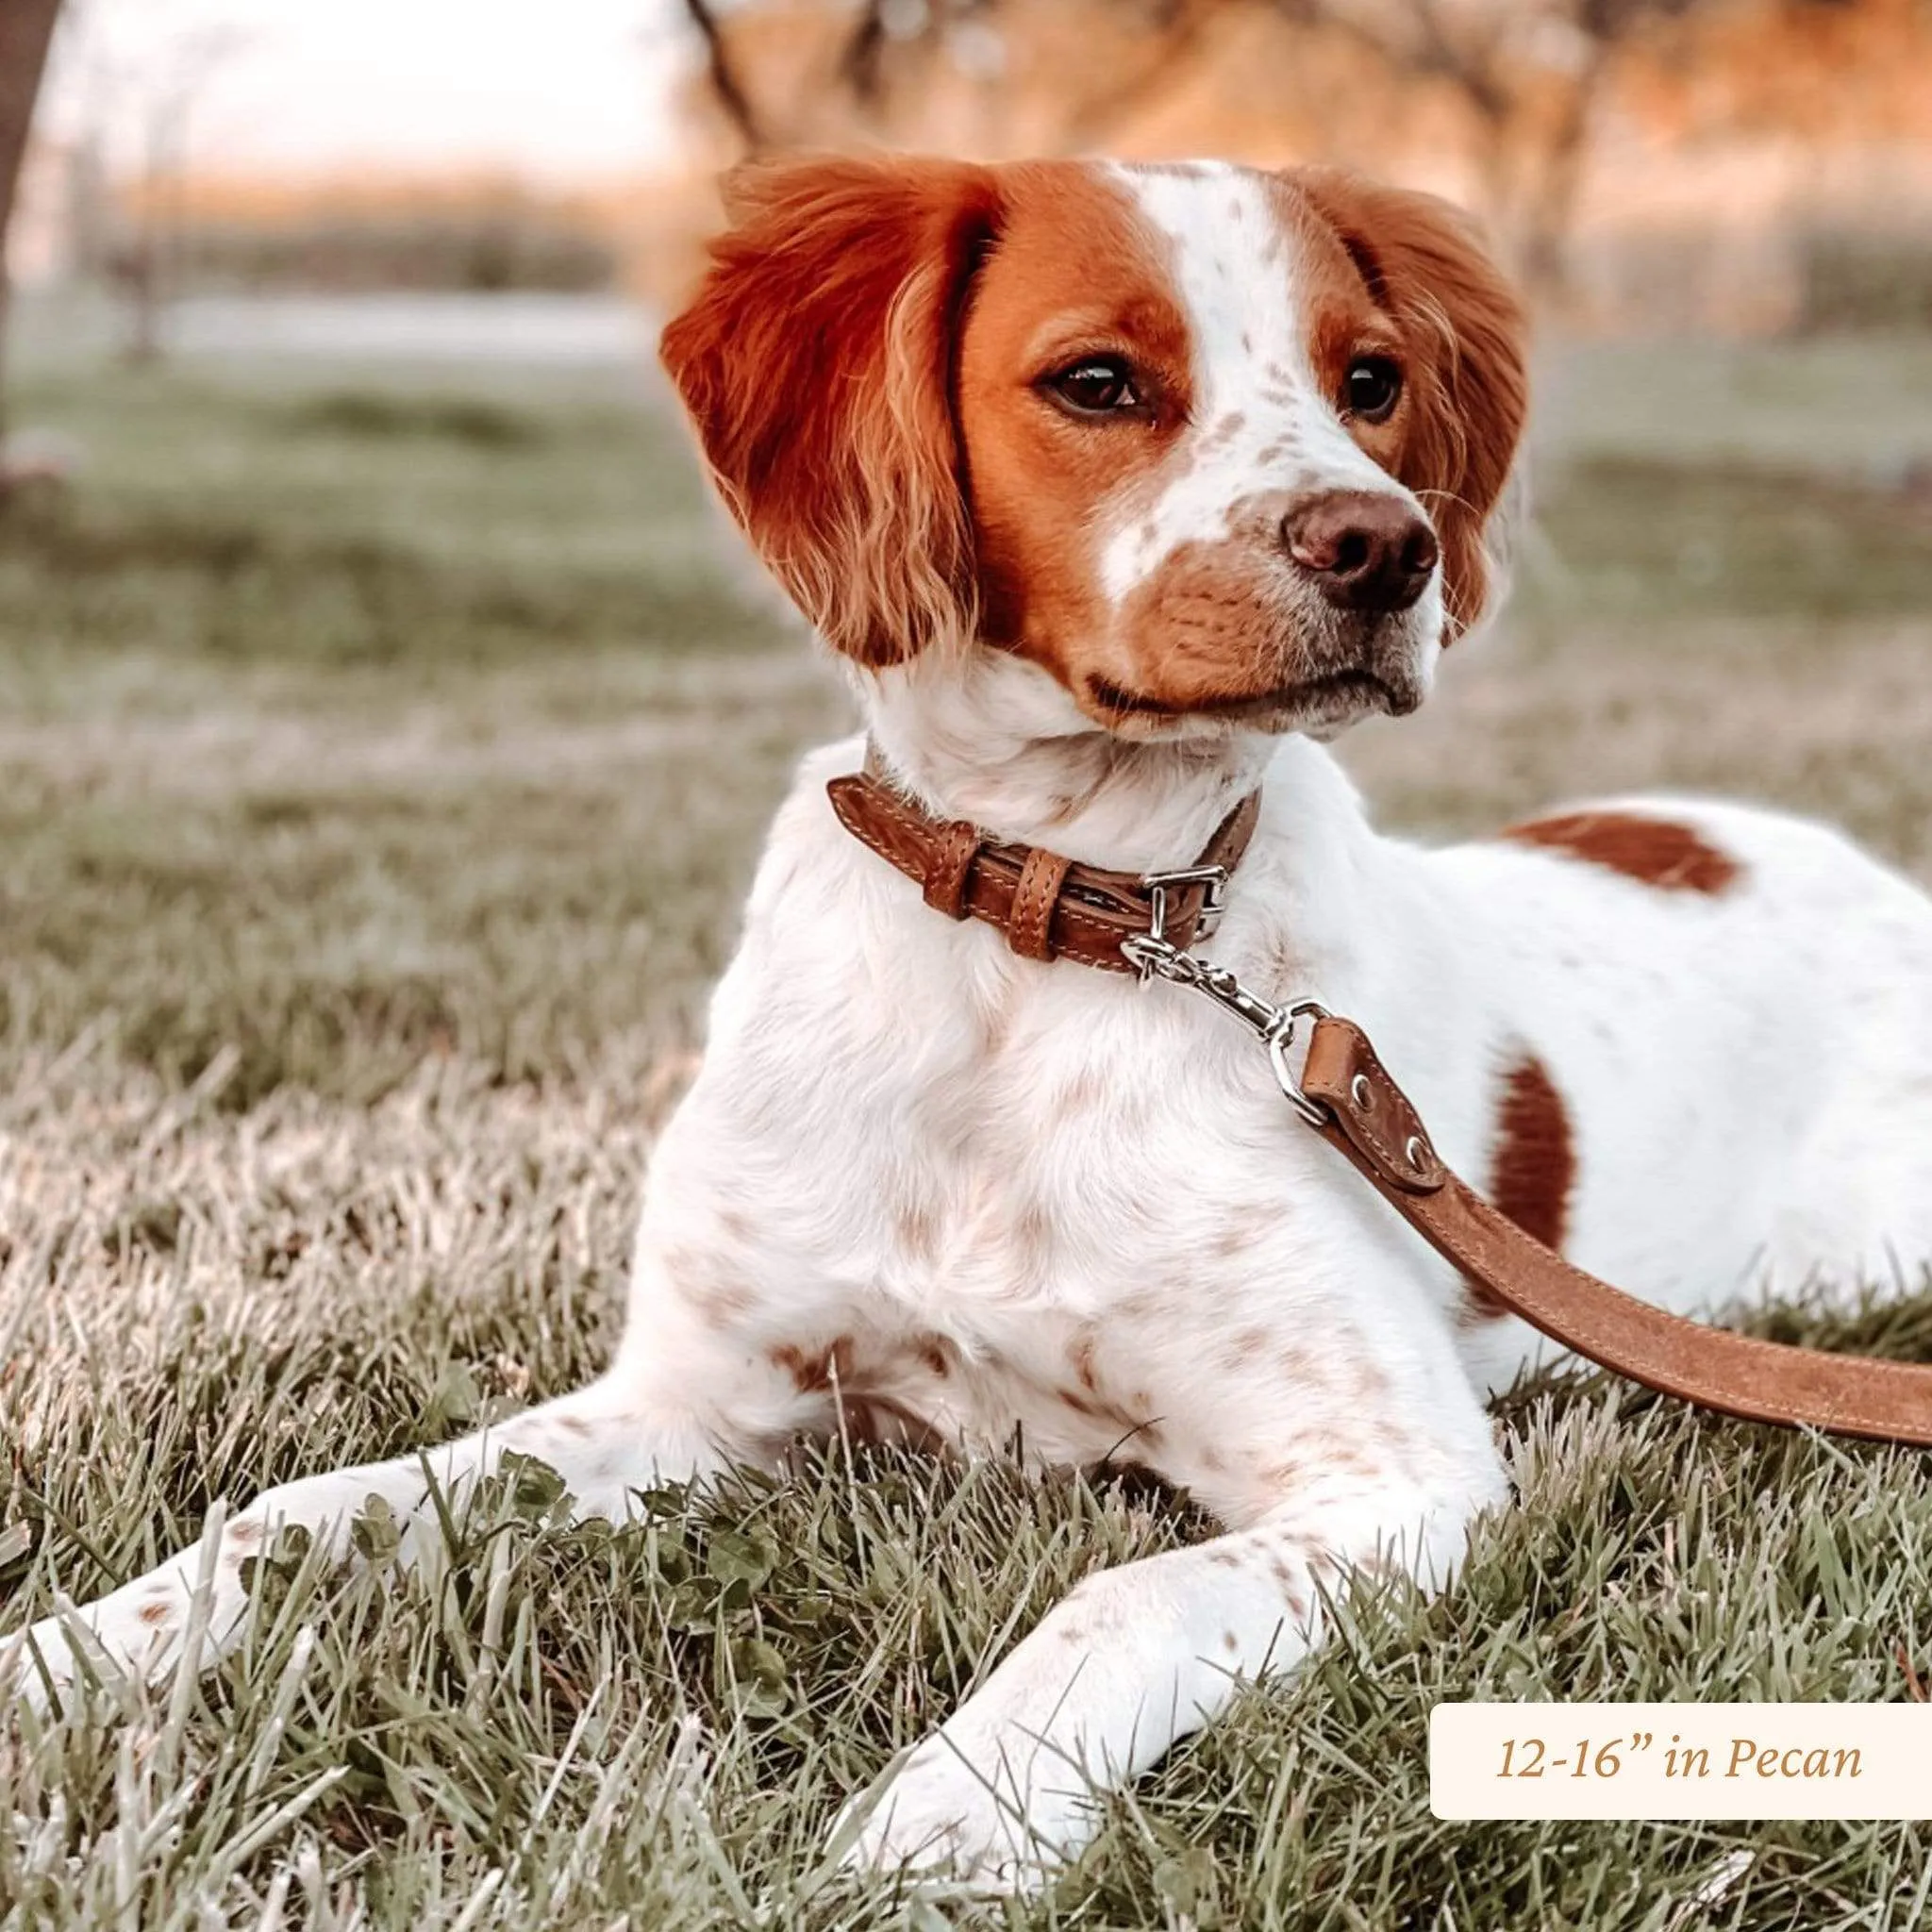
[1121,920,1331,1127]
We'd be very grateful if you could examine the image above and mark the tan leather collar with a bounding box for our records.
[826,751,1261,974]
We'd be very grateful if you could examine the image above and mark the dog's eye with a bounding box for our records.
[1343,356,1403,423]
[1045,358,1141,417]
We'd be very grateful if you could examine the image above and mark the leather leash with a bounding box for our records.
[831,761,1932,1449]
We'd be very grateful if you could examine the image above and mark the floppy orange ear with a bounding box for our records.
[1296,170,1529,639]
[659,154,1001,666]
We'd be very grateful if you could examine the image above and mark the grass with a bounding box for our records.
[3,334,1932,1929]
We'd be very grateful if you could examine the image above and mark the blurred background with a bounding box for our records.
[1,0,1930,1101]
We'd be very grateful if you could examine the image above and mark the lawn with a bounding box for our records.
[2,333,1932,1931]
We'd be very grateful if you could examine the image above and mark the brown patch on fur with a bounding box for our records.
[772,1337,855,1394]
[1465,1051,1574,1318]
[1502,810,1741,894]
[1278,1345,1322,1384]
[1348,1360,1391,1406]
[1056,1067,1108,1117]
[1219,1324,1273,1372]
[1208,1548,1241,1569]
[1198,410,1246,453]
[225,1518,262,1545]
[664,1246,756,1326]
[1070,1331,1101,1393]
[1222,1629,1241,1653]
[554,1415,591,1436]
[896,1204,940,1265]
[1211,1214,1269,1260]
[915,1337,953,1379]
[138,1597,174,1626]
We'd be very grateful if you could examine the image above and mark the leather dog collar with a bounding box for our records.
[826,752,1261,973]
[826,746,1932,1449]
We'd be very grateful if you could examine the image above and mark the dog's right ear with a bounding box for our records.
[659,154,1000,667]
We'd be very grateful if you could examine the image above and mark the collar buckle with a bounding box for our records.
[1141,863,1231,948]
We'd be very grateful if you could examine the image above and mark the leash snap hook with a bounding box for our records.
[1266,1000,1334,1128]
[1123,911,1334,1130]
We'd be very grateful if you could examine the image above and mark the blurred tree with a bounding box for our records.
[111,21,248,363]
[672,0,1881,306]
[681,0,770,149]
[0,0,63,493]
[1270,0,1716,302]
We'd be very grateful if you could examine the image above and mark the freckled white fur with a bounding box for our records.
[12,166,1932,1896]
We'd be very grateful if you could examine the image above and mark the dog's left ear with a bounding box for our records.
[1296,170,1529,640]
[659,153,1001,667]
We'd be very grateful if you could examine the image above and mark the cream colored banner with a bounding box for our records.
[1431,1703,1932,1819]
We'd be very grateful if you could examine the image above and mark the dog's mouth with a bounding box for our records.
[1088,665,1420,729]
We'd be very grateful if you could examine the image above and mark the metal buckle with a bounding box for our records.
[1141,863,1230,948]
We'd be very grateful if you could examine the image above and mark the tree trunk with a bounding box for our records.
[0,0,63,487]
[680,0,766,152]
[1518,52,1611,313]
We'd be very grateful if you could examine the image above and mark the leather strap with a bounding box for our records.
[1301,1016,1932,1447]
[826,761,1261,973]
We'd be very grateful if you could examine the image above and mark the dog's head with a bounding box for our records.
[660,155,1527,741]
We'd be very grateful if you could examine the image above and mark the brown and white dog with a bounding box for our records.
[13,155,1932,1888]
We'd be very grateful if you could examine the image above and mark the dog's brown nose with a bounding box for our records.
[1283,491,1439,613]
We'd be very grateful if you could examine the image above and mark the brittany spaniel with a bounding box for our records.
[12,154,1932,1889]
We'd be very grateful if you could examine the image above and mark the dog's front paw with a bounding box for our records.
[4,1612,102,1721]
[6,1584,185,1722]
[833,1730,1099,1892]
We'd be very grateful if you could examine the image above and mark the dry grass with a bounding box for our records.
[2,341,1932,1929]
